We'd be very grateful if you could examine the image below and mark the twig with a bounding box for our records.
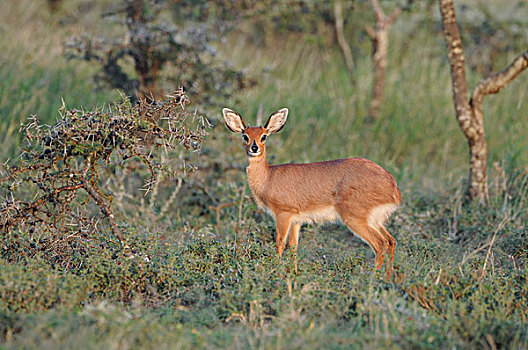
[238,180,248,225]
[480,216,509,280]
[81,180,124,242]
[209,202,236,232]
[157,177,183,221]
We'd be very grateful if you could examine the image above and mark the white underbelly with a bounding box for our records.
[292,206,340,224]
[257,198,340,225]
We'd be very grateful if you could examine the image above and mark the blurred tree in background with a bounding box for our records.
[47,0,63,12]
[65,0,251,109]
[365,0,402,121]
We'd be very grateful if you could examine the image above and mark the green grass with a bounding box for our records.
[2,190,527,348]
[1,0,528,348]
[0,57,120,156]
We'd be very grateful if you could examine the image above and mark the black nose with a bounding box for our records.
[251,141,258,153]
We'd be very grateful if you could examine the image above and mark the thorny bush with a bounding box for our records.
[0,89,207,268]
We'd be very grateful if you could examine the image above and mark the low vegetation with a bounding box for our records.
[1,184,527,347]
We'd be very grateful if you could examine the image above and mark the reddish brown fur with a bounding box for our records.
[223,109,401,278]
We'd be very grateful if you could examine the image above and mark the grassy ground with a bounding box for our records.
[1,0,527,349]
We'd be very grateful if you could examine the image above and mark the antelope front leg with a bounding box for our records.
[288,222,301,272]
[274,213,292,256]
[288,222,301,251]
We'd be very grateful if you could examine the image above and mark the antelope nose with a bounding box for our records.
[251,141,259,153]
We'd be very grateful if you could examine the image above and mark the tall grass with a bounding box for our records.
[0,57,119,155]
[0,0,119,156]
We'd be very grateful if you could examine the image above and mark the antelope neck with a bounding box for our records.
[246,151,270,197]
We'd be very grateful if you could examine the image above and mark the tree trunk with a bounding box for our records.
[127,0,163,101]
[369,27,388,121]
[366,0,401,121]
[439,0,528,202]
[47,0,62,11]
[439,0,487,201]
[334,0,354,74]
[134,49,162,101]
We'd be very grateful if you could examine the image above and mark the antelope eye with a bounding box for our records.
[260,134,267,142]
[242,134,249,142]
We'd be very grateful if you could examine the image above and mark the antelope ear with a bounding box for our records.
[264,108,288,133]
[222,108,246,133]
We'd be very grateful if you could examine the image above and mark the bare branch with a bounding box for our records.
[81,180,123,242]
[371,0,386,21]
[388,8,402,24]
[365,25,376,40]
[471,50,528,105]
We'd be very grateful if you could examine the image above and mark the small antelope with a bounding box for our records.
[222,107,401,277]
